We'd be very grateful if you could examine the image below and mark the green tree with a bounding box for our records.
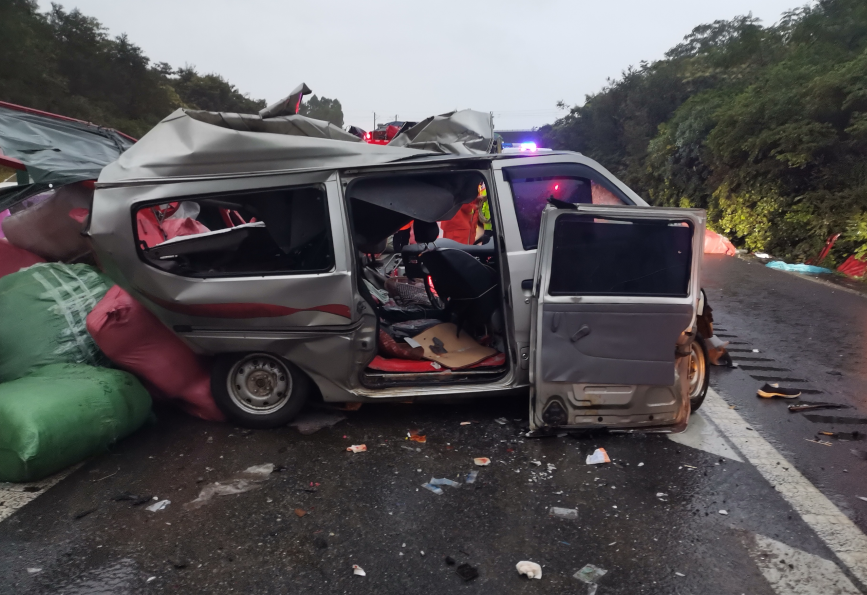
[299,94,344,127]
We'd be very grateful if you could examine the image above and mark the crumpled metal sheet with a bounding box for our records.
[0,103,134,186]
[185,109,361,142]
[259,82,311,119]
[387,109,494,155]
[99,109,435,185]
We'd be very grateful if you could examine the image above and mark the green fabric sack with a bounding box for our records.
[0,363,152,482]
[0,263,111,383]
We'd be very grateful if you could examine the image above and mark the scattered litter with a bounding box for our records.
[288,411,346,435]
[657,492,668,501]
[549,507,578,520]
[754,252,771,259]
[637,462,644,467]
[26,568,41,574]
[184,463,274,510]
[752,349,760,353]
[146,499,170,512]
[294,508,306,517]
[429,477,460,488]
[146,576,156,583]
[857,497,867,502]
[456,563,479,581]
[445,556,456,566]
[574,564,607,584]
[460,422,472,426]
[684,464,697,469]
[718,509,728,515]
[766,261,832,274]
[494,418,507,425]
[531,460,542,466]
[806,438,833,446]
[408,431,426,443]
[352,564,366,577]
[547,463,556,472]
[675,572,685,577]
[421,483,444,495]
[586,448,610,465]
[465,470,479,484]
[789,402,846,413]
[608,542,616,546]
[474,457,491,466]
[346,445,367,453]
[516,561,542,579]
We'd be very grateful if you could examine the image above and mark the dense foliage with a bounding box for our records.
[542,0,867,264]
[0,1,344,137]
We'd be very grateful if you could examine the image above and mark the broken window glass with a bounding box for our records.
[505,164,630,250]
[135,185,333,277]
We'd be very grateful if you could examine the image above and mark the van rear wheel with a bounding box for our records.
[211,353,309,428]
[688,336,709,412]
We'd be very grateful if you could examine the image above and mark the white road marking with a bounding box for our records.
[667,409,744,462]
[0,465,79,523]
[748,533,861,595]
[704,388,867,586]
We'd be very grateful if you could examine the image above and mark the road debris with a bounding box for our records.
[789,402,846,413]
[428,477,460,488]
[473,457,491,466]
[456,563,479,581]
[288,411,346,435]
[718,509,728,515]
[657,492,669,501]
[586,448,610,465]
[549,507,578,520]
[73,507,97,520]
[516,560,542,579]
[184,463,274,510]
[465,470,479,484]
[637,462,644,467]
[806,438,833,446]
[857,496,867,502]
[460,422,472,426]
[421,483,444,495]
[445,556,456,566]
[408,430,426,443]
[352,564,366,576]
[804,415,867,424]
[146,499,170,512]
[294,508,306,517]
[675,571,686,577]
[574,564,607,584]
[346,444,367,453]
[494,417,507,425]
[26,568,41,574]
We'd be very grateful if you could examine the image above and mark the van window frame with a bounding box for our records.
[131,183,336,279]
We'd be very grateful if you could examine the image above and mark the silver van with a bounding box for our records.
[89,108,707,433]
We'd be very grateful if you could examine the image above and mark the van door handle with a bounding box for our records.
[571,325,591,342]
[521,279,533,290]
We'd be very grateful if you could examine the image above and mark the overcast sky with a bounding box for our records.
[39,0,806,130]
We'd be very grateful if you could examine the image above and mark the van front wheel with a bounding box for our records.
[211,353,309,428]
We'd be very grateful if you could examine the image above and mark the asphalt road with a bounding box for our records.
[1,254,866,595]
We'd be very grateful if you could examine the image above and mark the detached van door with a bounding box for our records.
[530,202,705,432]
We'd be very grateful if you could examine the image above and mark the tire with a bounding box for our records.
[688,335,710,412]
[211,352,310,428]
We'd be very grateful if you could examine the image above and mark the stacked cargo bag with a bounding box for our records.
[86,286,226,422]
[0,364,152,482]
[0,262,112,381]
[0,263,153,481]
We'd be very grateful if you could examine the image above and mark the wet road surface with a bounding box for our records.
[1,254,866,594]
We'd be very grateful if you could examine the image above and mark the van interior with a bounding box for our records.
[345,171,511,388]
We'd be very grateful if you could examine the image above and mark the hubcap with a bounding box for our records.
[688,342,706,398]
[227,354,292,415]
